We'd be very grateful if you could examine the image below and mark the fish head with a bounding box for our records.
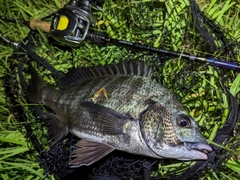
[140,101,212,160]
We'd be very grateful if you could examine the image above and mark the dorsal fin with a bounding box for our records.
[59,61,152,89]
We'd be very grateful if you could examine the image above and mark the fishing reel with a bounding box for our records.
[29,0,105,47]
[0,0,98,49]
[50,0,96,47]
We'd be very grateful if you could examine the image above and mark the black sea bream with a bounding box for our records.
[27,61,212,167]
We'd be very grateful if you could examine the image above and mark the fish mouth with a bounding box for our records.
[183,142,213,160]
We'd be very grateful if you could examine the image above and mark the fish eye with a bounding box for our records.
[177,115,191,128]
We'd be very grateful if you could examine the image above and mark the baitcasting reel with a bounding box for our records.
[50,0,96,47]
[29,0,96,47]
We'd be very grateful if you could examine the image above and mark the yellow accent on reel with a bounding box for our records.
[56,16,69,30]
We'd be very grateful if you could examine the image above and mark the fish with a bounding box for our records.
[26,60,212,168]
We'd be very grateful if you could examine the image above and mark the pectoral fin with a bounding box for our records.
[80,101,134,135]
[69,139,114,167]
[44,113,69,143]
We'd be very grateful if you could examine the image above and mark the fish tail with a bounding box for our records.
[27,63,47,102]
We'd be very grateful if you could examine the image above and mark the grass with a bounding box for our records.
[0,0,240,179]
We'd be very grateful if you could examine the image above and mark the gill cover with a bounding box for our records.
[140,102,179,152]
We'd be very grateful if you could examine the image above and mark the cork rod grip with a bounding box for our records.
[29,19,51,32]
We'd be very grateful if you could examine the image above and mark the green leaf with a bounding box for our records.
[0,161,45,178]
[0,134,27,146]
[230,74,240,96]
[0,147,29,160]
[226,160,240,173]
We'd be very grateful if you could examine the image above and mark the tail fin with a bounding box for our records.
[27,63,47,102]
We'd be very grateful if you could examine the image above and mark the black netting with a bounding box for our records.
[2,0,240,179]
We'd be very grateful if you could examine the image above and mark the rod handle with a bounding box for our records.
[29,19,51,33]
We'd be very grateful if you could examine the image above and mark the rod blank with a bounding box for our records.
[108,38,239,70]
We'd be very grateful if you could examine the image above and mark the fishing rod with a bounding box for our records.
[89,32,240,70]
[0,31,21,50]
[0,0,239,70]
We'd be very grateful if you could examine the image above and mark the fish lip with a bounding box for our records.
[184,142,212,154]
[175,142,212,160]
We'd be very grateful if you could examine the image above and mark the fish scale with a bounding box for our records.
[70,76,153,134]
[26,61,212,167]
[162,109,179,145]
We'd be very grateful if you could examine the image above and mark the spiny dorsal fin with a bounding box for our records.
[69,139,114,167]
[59,61,152,89]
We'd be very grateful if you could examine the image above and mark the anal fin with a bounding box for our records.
[43,113,69,143]
[69,139,114,168]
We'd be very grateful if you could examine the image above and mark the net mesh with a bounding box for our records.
[2,0,240,179]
